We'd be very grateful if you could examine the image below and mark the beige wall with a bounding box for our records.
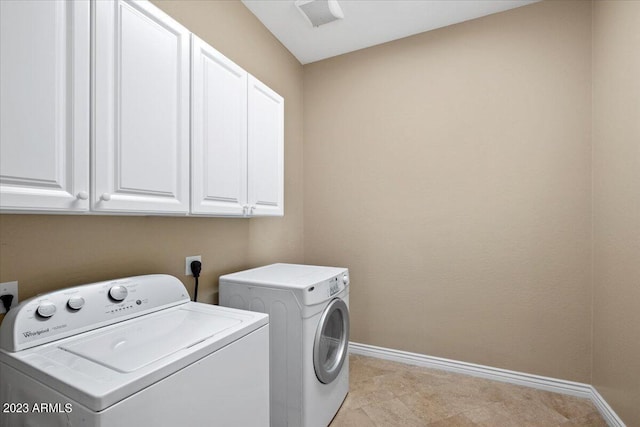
[304,0,593,382]
[592,1,640,425]
[0,1,304,311]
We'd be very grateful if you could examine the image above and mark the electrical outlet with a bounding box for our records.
[0,281,19,314]
[185,256,202,276]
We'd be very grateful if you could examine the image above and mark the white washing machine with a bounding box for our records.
[0,274,269,427]
[219,264,350,427]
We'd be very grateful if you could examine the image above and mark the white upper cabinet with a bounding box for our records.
[191,40,284,217]
[1,0,283,217]
[248,76,284,216]
[191,36,248,216]
[93,0,190,214]
[0,0,90,212]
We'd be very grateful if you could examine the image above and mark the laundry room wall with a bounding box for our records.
[0,0,304,316]
[303,0,593,382]
[592,0,640,425]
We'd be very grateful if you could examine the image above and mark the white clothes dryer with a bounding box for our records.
[0,274,269,427]
[220,263,350,427]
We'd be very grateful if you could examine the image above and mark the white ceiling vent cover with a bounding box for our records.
[295,0,344,27]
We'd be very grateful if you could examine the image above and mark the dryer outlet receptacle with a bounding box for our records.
[0,281,19,314]
[185,256,202,276]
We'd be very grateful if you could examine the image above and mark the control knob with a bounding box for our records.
[109,285,128,302]
[67,296,85,311]
[342,274,349,285]
[36,301,57,318]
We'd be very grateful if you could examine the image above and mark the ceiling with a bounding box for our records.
[241,0,540,64]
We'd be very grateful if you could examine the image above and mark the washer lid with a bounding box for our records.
[59,309,240,373]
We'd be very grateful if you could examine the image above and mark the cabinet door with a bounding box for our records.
[0,0,90,212]
[93,0,189,214]
[247,76,284,217]
[191,36,247,216]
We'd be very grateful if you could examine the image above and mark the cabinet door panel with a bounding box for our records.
[191,36,247,215]
[248,76,284,216]
[0,0,89,212]
[93,0,189,214]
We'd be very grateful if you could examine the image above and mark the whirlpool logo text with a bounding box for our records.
[22,328,49,338]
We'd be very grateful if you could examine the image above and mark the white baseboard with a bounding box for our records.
[590,386,627,427]
[348,342,625,427]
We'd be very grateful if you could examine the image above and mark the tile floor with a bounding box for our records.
[330,354,607,427]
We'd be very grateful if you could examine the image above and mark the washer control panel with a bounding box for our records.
[0,274,190,352]
[304,269,349,306]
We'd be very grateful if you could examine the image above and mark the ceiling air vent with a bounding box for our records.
[295,0,344,27]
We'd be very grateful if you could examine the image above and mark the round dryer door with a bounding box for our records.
[313,298,350,384]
